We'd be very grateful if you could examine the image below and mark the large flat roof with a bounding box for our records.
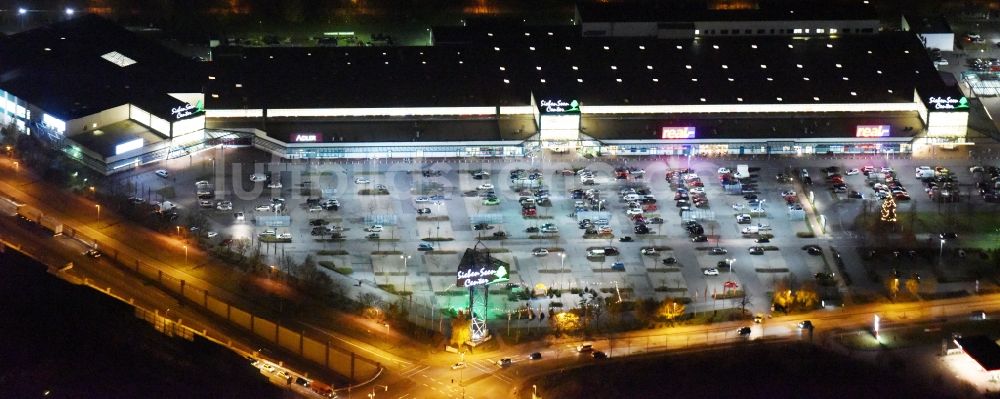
[575,0,879,24]
[207,32,952,110]
[955,336,1000,371]
[0,15,200,121]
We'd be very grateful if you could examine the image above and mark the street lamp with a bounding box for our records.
[17,8,26,15]
[939,239,945,264]
[560,253,566,271]
[95,204,100,222]
[64,7,74,16]
[183,245,188,265]
[400,254,411,295]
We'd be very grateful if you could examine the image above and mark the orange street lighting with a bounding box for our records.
[95,204,100,222]
[184,245,188,264]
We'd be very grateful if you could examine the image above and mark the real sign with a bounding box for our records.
[292,133,322,143]
[171,100,204,120]
[855,125,891,138]
[661,126,697,139]
[539,99,580,113]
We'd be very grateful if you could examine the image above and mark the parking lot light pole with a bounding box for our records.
[183,245,188,265]
[401,254,411,297]
[939,239,945,266]
[95,204,100,222]
[560,253,566,271]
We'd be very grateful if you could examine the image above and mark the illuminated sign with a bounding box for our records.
[292,133,322,143]
[114,138,144,155]
[855,125,891,138]
[171,100,204,120]
[661,126,697,139]
[927,96,969,110]
[539,99,580,113]
[457,248,510,287]
[42,113,66,133]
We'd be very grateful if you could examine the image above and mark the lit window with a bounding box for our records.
[777,97,783,101]
[616,78,622,82]
[760,64,767,69]
[603,46,610,50]
[830,28,838,34]
[803,77,810,81]
[867,50,873,54]
[494,47,500,51]
[565,46,572,50]
[536,66,542,70]
[842,77,849,80]
[547,32,553,36]
[529,46,535,51]
[712,45,720,49]
[576,78,583,83]
[572,66,579,70]
[722,65,728,69]
[751,44,758,49]
[888,89,893,93]
[211,93,219,98]
[646,65,653,70]
[652,78,659,82]
[813,97,820,101]
[796,64,803,68]
[805,29,811,34]
[826,44,833,48]
[694,29,700,35]
[737,97,744,102]
[691,78,698,82]
[685,65,692,69]
[793,29,803,34]
[728,78,735,82]
[487,33,493,37]
[421,61,426,65]
[611,65,618,70]
[700,98,706,102]
[384,61,389,65]
[639,45,646,50]
[503,79,510,84]
[208,76,216,80]
[235,83,242,88]
[835,63,843,68]
[766,77,774,81]
[499,66,506,71]
[524,32,530,36]
[904,50,909,54]
[876,70,882,74]
[850,91,857,96]
[458,61,463,64]
[540,79,546,83]
[817,29,825,33]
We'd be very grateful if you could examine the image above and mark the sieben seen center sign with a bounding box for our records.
[456,248,509,288]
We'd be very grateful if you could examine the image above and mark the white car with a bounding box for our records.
[915,166,932,173]
[532,248,549,256]
[689,187,705,194]
[717,167,731,174]
[276,232,292,239]
[234,212,245,221]
[366,225,384,232]
[414,196,431,203]
[780,190,796,197]
[354,177,371,184]
[195,180,210,187]
[250,174,267,182]
[255,204,272,211]
[308,205,324,212]
[199,200,213,208]
[703,268,720,276]
[155,169,169,178]
[205,231,218,238]
[540,226,559,233]
[846,168,860,176]
[267,181,282,189]
[451,362,467,370]
[640,248,657,255]
[216,201,233,211]
[626,208,643,216]
[477,183,494,191]
[880,167,894,173]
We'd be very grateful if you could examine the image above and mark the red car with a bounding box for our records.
[522,208,537,217]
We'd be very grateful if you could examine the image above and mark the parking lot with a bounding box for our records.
[112,146,1000,317]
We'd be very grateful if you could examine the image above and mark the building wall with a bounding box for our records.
[919,33,955,52]
[66,104,129,136]
[695,20,878,37]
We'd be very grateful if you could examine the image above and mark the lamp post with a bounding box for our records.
[939,239,945,265]
[183,245,188,265]
[560,253,566,271]
[95,204,100,222]
[400,254,411,296]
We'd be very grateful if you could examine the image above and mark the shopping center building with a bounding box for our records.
[0,4,971,174]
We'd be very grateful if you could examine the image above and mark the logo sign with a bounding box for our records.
[661,126,696,139]
[539,99,580,113]
[292,133,322,143]
[927,96,969,110]
[171,100,205,120]
[456,248,510,287]
[855,125,891,138]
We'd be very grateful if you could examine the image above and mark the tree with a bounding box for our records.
[635,298,659,325]
[550,311,582,334]
[905,278,921,297]
[357,292,384,318]
[881,196,897,222]
[450,310,472,347]
[738,293,754,317]
[657,298,686,322]
[795,289,818,309]
[887,277,900,300]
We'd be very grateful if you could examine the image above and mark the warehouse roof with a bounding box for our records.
[955,336,1000,372]
[0,15,200,121]
[574,0,879,24]
[207,31,951,110]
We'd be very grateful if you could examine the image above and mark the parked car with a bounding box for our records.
[418,243,434,251]
[532,248,549,256]
[709,248,728,255]
[155,169,169,178]
[703,268,720,276]
[737,326,752,336]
